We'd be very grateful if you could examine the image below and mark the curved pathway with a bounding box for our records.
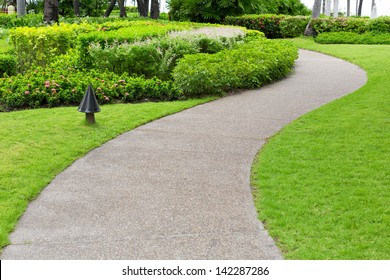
[1,50,366,259]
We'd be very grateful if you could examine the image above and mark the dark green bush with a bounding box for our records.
[315,32,390,44]
[367,16,390,33]
[172,39,297,96]
[224,14,309,38]
[0,67,182,111]
[310,17,368,34]
[279,16,310,38]
[0,54,16,77]
[224,14,285,38]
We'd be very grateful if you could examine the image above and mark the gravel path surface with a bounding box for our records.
[1,50,366,260]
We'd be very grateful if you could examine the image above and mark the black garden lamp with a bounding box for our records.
[78,84,101,124]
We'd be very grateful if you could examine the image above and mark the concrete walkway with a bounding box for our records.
[1,50,366,259]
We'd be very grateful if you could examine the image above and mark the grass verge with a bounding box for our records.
[252,37,389,259]
[0,98,214,249]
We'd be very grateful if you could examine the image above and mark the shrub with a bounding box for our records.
[0,54,16,77]
[76,23,190,68]
[172,39,297,96]
[310,17,369,34]
[9,23,96,72]
[279,16,310,38]
[0,67,182,111]
[0,13,44,28]
[224,14,309,38]
[315,32,390,44]
[367,16,390,33]
[88,27,245,80]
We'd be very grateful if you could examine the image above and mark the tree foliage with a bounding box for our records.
[168,0,310,23]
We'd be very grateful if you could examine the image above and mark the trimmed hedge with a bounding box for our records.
[311,16,390,34]
[0,54,16,77]
[0,67,181,111]
[224,14,309,38]
[315,32,390,44]
[172,39,298,96]
[9,23,96,72]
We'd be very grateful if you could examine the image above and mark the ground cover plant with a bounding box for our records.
[315,31,390,45]
[0,98,214,250]
[252,37,390,259]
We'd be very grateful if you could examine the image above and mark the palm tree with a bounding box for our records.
[334,0,339,17]
[347,0,351,16]
[358,0,364,16]
[304,0,322,36]
[44,0,59,23]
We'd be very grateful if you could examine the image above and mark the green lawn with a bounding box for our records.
[0,98,214,250]
[252,38,389,259]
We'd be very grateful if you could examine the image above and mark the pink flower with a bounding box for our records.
[105,96,109,101]
[60,75,65,79]
[113,84,118,87]
[101,80,105,83]
[25,91,30,95]
[125,92,129,96]
[51,88,57,93]
[27,83,31,87]
[55,83,60,87]
[97,87,102,91]
[45,84,50,88]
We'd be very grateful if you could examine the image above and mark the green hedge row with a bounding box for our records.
[315,31,390,44]
[172,39,298,96]
[9,21,192,72]
[0,67,181,111]
[224,14,309,38]
[0,54,16,77]
[311,16,390,34]
[9,23,96,72]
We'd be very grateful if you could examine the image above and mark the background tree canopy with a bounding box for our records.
[168,0,311,22]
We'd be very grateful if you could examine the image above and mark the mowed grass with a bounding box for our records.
[252,38,389,259]
[0,98,213,249]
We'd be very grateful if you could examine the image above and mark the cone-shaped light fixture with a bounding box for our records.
[78,84,100,124]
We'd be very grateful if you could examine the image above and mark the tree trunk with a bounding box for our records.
[104,0,116,17]
[118,0,127,17]
[322,0,325,14]
[150,0,159,19]
[137,0,149,17]
[358,0,363,16]
[44,0,59,23]
[73,0,80,16]
[304,0,321,36]
[334,0,339,18]
[325,0,331,16]
[347,0,351,16]
[16,0,25,17]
